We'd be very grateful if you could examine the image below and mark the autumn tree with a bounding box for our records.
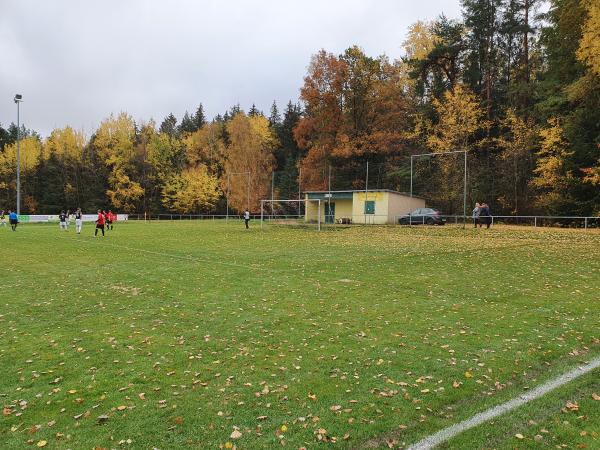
[224,113,277,211]
[530,118,575,213]
[93,113,144,212]
[577,0,600,77]
[161,165,220,213]
[184,121,226,178]
[497,109,538,213]
[0,136,43,212]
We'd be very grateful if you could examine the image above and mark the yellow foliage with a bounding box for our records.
[531,118,574,210]
[44,126,86,160]
[403,21,439,61]
[577,0,600,77]
[161,165,220,213]
[0,137,43,173]
[427,84,487,153]
[184,122,226,174]
[224,113,278,212]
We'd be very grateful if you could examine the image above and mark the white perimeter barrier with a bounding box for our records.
[17,214,128,223]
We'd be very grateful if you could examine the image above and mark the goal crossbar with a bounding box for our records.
[260,199,321,231]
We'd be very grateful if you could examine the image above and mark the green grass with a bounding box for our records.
[0,221,598,449]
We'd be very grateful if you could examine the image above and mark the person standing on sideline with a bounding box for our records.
[472,203,481,228]
[59,210,68,231]
[95,209,105,237]
[107,210,114,230]
[75,208,83,234]
[244,209,250,229]
[102,210,110,232]
[0,210,6,227]
[480,203,492,229]
[8,210,18,231]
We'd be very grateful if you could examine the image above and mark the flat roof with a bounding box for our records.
[304,189,423,199]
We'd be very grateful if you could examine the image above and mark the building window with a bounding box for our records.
[364,200,375,214]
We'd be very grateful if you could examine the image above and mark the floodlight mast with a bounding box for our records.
[14,94,23,216]
[410,150,468,228]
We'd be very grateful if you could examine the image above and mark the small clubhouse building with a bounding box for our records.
[304,190,425,225]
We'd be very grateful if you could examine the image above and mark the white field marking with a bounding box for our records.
[408,355,600,450]
[59,234,296,274]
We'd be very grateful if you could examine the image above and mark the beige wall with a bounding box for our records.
[304,197,321,222]
[387,194,425,223]
[304,197,353,223]
[305,192,425,225]
[334,199,353,221]
[352,192,389,224]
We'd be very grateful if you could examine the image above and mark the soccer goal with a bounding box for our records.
[260,199,322,231]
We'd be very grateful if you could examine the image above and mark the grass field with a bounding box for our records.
[1,221,599,449]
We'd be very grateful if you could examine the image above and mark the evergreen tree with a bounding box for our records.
[269,101,281,127]
[179,111,196,135]
[193,103,206,130]
[248,103,261,117]
[159,113,178,137]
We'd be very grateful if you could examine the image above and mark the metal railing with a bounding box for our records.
[126,212,600,230]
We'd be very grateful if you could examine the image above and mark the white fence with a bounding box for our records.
[126,213,599,230]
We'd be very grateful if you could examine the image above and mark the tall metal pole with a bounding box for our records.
[226,173,230,223]
[365,161,369,225]
[410,156,413,198]
[328,165,331,224]
[463,150,467,229]
[271,171,275,219]
[15,99,21,216]
[298,167,301,201]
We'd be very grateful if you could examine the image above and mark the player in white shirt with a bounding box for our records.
[75,208,83,234]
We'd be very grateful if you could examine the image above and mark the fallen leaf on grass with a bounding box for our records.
[515,433,524,439]
[592,393,600,401]
[565,401,579,411]
[36,441,47,448]
[230,429,242,439]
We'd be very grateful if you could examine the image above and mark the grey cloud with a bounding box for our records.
[0,0,462,137]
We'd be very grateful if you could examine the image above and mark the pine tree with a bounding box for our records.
[248,103,261,117]
[193,103,206,130]
[159,113,178,137]
[269,101,281,127]
[179,112,196,135]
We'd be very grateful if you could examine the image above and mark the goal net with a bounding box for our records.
[260,199,322,230]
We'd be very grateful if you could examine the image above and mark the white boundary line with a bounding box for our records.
[408,355,600,450]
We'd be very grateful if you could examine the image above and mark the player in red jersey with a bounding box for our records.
[95,209,105,237]
[107,210,114,230]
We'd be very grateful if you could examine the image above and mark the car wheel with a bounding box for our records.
[426,218,435,225]
[399,219,408,225]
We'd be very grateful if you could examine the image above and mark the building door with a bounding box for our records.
[325,202,335,224]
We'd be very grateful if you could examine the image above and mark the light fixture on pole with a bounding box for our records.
[14,94,23,216]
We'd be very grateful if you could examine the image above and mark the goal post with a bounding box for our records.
[260,199,321,231]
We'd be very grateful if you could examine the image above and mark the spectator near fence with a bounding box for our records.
[472,203,481,228]
[480,203,492,229]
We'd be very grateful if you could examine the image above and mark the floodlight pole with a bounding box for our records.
[365,161,369,225]
[271,171,275,220]
[14,94,23,216]
[328,165,332,225]
[409,150,468,228]
[226,173,230,223]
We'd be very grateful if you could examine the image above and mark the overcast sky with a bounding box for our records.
[0,0,462,138]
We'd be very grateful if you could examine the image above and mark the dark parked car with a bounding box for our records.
[398,208,447,225]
